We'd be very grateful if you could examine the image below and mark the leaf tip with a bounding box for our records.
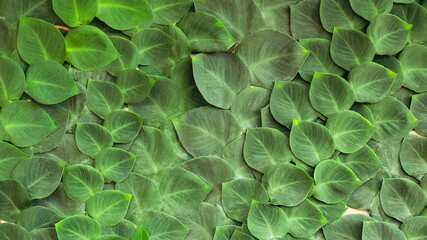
[292,119,300,126]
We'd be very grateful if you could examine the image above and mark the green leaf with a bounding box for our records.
[55,214,101,240]
[86,79,124,119]
[263,163,314,206]
[309,72,355,116]
[401,216,427,240]
[314,160,361,203]
[0,179,31,222]
[311,198,348,225]
[349,0,393,21]
[380,178,426,221]
[52,0,98,27]
[398,44,427,93]
[261,105,290,135]
[319,0,368,32]
[400,134,427,178]
[243,128,293,173]
[411,93,427,136]
[103,110,143,143]
[374,56,405,95]
[192,53,250,109]
[348,62,397,103]
[247,200,289,239]
[362,221,406,240]
[298,38,345,82]
[270,81,318,128]
[104,36,139,77]
[236,29,309,88]
[116,69,155,104]
[289,120,336,166]
[30,227,58,240]
[222,178,269,222]
[194,0,266,41]
[391,2,427,43]
[116,173,162,222]
[0,141,26,180]
[97,234,128,240]
[0,101,57,147]
[284,199,327,238]
[221,135,255,179]
[136,210,189,240]
[323,214,374,240]
[131,28,175,65]
[25,60,80,104]
[96,0,152,30]
[86,190,131,226]
[183,156,235,187]
[172,106,243,157]
[65,25,119,71]
[290,0,330,40]
[17,17,66,64]
[230,231,254,240]
[213,225,241,240]
[177,12,236,52]
[0,19,16,57]
[63,164,104,201]
[101,219,137,239]
[369,96,418,144]
[253,0,296,35]
[0,223,31,240]
[94,147,136,183]
[0,57,25,107]
[339,145,382,182]
[155,167,211,216]
[330,27,375,71]
[326,110,376,153]
[17,206,62,231]
[12,157,64,199]
[367,14,412,55]
[75,123,113,156]
[130,226,150,240]
[147,0,193,25]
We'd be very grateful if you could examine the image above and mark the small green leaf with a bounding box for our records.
[52,0,98,27]
[63,164,104,201]
[86,190,132,226]
[103,110,143,143]
[131,28,175,65]
[400,134,427,178]
[247,200,289,239]
[94,147,136,183]
[75,123,113,156]
[86,79,124,119]
[339,145,382,182]
[104,36,139,77]
[319,0,368,32]
[284,199,327,238]
[116,69,155,104]
[0,57,25,107]
[55,214,101,240]
[398,44,427,93]
[96,0,152,30]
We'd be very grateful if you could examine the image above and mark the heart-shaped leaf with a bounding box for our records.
[247,200,289,240]
[63,164,104,201]
[52,0,98,27]
[131,28,175,65]
[116,69,155,104]
[75,123,113,156]
[86,190,132,226]
[94,147,136,183]
[284,199,327,238]
[55,215,101,240]
[399,134,427,178]
[398,44,427,93]
[0,57,25,107]
[104,36,139,77]
[103,110,143,143]
[86,79,124,119]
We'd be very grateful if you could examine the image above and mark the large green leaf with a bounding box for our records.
[0,57,25,107]
[136,210,189,240]
[104,36,139,77]
[289,120,336,166]
[55,214,101,240]
[319,0,367,32]
[411,93,427,136]
[290,0,330,40]
[263,163,314,206]
[52,0,98,27]
[348,62,397,103]
[323,214,374,240]
[12,157,64,199]
[172,107,242,157]
[131,28,175,65]
[86,190,131,226]
[25,60,80,104]
[270,81,318,128]
[398,44,427,93]
[116,173,162,222]
[0,223,32,240]
[17,17,65,64]
[0,179,31,222]
[177,12,236,52]
[17,206,62,231]
[94,147,136,183]
[236,29,309,88]
[380,178,426,221]
[326,110,376,153]
[367,14,412,55]
[330,28,375,71]
[247,200,289,240]
[349,0,392,21]
[96,0,152,30]
[391,2,427,43]
[192,53,250,109]
[116,69,155,104]
[401,216,427,240]
[309,72,355,116]
[284,199,327,238]
[0,141,26,180]
[0,101,57,147]
[65,25,119,71]
[147,0,193,25]
[63,164,104,201]
[222,178,269,223]
[243,128,293,173]
[314,160,361,203]
[75,123,113,157]
[362,221,406,240]
[400,134,427,178]
[103,110,143,143]
[339,145,382,182]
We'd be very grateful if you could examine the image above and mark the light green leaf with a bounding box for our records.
[247,200,289,240]
[289,120,336,166]
[55,214,101,240]
[75,123,113,156]
[17,206,62,231]
[323,214,374,240]
[398,44,427,93]
[65,25,119,71]
[0,179,31,222]
[284,199,327,238]
[0,57,25,107]
[400,134,427,178]
[0,223,31,240]
[381,178,426,222]
[391,2,427,43]
[362,221,406,240]
[263,163,314,206]
[0,141,26,180]
[330,27,375,71]
[52,0,98,27]
[183,156,235,187]
[17,17,65,64]
[319,0,368,32]
[314,160,361,203]
[86,190,131,226]
[147,0,193,25]
[116,69,155,104]
[136,210,189,240]
[339,145,382,182]
[309,72,355,116]
[94,147,136,183]
[103,110,143,143]
[0,101,57,147]
[290,0,330,40]
[349,0,393,21]
[411,93,427,136]
[243,128,293,173]
[63,164,104,201]
[86,79,124,119]
[213,225,241,240]
[131,28,175,65]
[130,226,149,240]
[97,0,152,30]
[401,216,427,240]
[236,29,309,88]
[104,36,139,77]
